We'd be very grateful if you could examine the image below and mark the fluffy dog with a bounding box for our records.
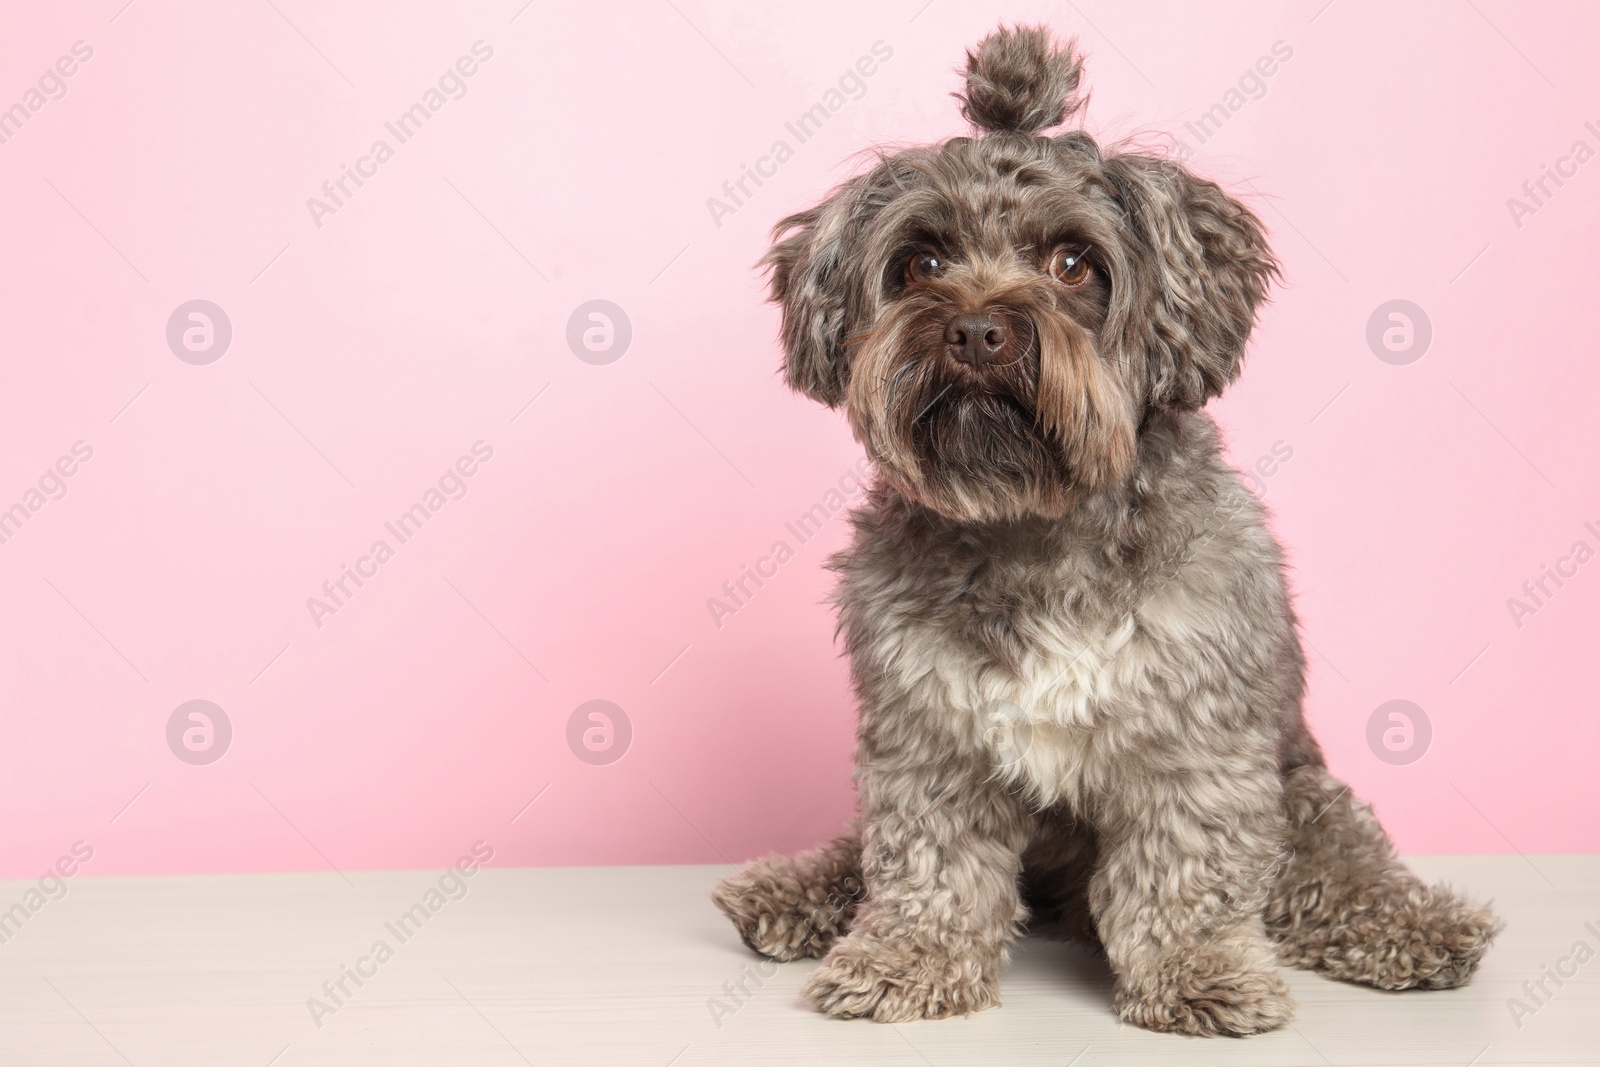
[713,26,1500,1035]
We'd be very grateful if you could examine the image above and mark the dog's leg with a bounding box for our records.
[801,763,1033,1021]
[712,831,864,961]
[1089,758,1296,1036]
[1268,762,1501,989]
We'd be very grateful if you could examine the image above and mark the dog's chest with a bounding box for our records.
[848,549,1182,802]
[939,583,1141,723]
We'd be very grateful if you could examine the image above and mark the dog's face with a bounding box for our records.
[765,27,1278,523]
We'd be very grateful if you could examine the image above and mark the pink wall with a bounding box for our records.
[1,0,1596,880]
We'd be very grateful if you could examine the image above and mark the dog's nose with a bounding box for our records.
[944,313,1009,365]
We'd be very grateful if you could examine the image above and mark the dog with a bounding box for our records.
[712,25,1500,1036]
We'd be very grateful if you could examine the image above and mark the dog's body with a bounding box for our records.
[714,27,1498,1035]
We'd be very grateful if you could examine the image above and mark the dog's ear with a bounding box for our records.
[1102,153,1279,409]
[761,180,876,408]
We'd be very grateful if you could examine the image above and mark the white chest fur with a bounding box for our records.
[868,583,1181,806]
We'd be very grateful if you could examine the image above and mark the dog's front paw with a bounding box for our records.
[802,939,1000,1022]
[1115,943,1296,1036]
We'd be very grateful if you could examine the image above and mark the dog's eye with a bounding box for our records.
[1048,247,1092,288]
[905,251,944,284]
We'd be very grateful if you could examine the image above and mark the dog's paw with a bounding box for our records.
[1343,889,1502,991]
[1115,944,1296,1037]
[1273,881,1504,991]
[712,858,856,962]
[802,940,999,1022]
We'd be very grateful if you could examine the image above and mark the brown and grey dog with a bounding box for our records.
[713,26,1500,1036]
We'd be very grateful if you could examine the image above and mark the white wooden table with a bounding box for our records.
[1,856,1594,1065]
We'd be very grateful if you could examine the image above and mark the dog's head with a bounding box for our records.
[765,26,1278,522]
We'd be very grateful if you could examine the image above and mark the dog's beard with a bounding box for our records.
[846,287,1139,523]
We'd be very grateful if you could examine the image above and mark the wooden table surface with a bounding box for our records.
[1,855,1594,1066]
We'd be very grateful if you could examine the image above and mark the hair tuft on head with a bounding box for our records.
[956,25,1085,135]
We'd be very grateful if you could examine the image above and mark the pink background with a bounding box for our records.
[1,0,1596,880]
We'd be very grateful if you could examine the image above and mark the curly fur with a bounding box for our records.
[715,24,1500,1036]
[956,25,1085,135]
